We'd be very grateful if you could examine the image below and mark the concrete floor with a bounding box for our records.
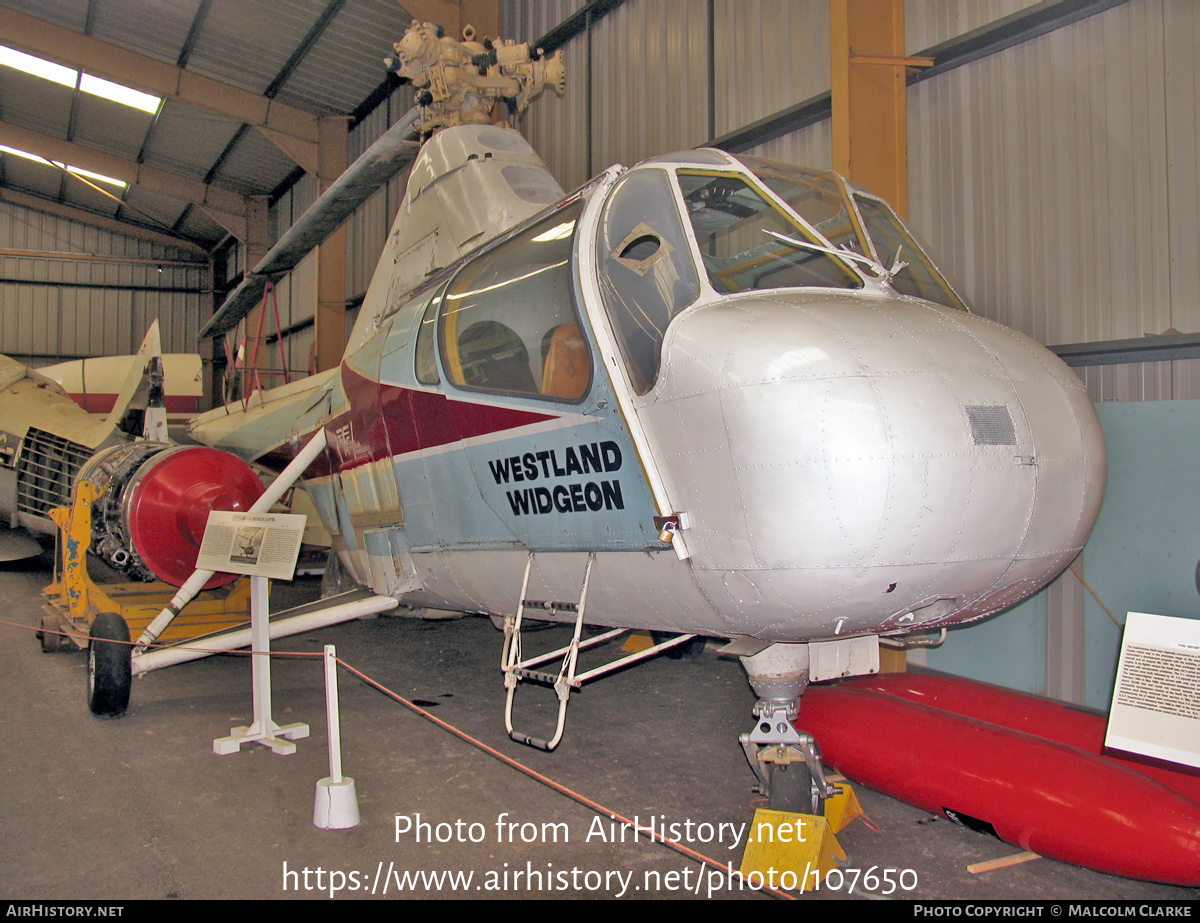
[0,552,1195,902]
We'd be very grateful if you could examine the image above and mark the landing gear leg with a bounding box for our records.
[739,643,838,814]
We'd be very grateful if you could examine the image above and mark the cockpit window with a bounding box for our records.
[853,194,969,311]
[677,171,862,295]
[732,154,969,311]
[414,287,442,384]
[597,169,702,394]
[440,202,591,401]
[735,155,866,255]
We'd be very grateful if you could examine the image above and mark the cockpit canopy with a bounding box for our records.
[597,149,969,393]
[411,147,970,405]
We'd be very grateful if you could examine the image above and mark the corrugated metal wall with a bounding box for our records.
[0,199,207,365]
[345,85,415,298]
[908,0,1200,402]
[261,172,318,382]
[253,84,417,382]
[905,0,1042,49]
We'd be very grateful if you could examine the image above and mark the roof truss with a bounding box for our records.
[0,120,248,239]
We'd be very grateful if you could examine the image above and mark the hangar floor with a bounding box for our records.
[0,553,1193,902]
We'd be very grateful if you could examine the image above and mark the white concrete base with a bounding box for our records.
[313,776,360,829]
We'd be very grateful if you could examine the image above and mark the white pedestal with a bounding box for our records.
[213,575,309,755]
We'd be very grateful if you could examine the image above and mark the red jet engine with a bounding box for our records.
[75,443,264,589]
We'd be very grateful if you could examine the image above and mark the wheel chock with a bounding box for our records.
[824,781,864,833]
[739,808,846,892]
[621,631,655,653]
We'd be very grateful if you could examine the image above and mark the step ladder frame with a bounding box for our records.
[501,552,698,750]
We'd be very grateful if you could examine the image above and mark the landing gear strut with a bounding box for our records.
[739,643,839,813]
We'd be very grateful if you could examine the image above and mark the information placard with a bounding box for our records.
[197,510,307,580]
[1105,611,1200,769]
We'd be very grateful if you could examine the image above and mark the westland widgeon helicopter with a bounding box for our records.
[178,20,1105,809]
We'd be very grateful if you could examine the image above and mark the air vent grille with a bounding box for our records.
[965,405,1017,446]
[15,428,92,517]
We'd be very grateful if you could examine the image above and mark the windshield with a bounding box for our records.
[733,154,969,311]
[676,170,862,295]
[852,193,969,311]
[735,155,866,255]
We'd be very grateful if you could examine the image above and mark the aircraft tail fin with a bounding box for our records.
[104,321,168,442]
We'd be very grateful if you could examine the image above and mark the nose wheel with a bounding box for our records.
[738,642,839,814]
[740,700,838,814]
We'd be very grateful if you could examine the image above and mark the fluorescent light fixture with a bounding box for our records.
[0,44,161,114]
[79,73,160,114]
[0,144,52,166]
[59,163,128,188]
[0,145,127,188]
[0,45,76,87]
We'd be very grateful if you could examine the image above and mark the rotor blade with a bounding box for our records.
[200,106,422,339]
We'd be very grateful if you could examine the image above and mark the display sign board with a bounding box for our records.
[196,510,306,580]
[1105,611,1200,769]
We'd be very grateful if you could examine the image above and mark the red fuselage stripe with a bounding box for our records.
[66,392,201,414]
[260,364,559,476]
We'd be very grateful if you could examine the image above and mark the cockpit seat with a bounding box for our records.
[540,322,589,400]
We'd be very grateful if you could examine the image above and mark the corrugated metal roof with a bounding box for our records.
[0,69,75,134]
[0,0,89,32]
[213,124,298,197]
[89,0,204,64]
[276,2,409,114]
[70,94,157,161]
[140,101,243,182]
[186,0,334,95]
[120,185,191,231]
[0,0,413,252]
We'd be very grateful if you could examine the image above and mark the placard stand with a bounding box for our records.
[213,574,310,755]
[189,449,314,757]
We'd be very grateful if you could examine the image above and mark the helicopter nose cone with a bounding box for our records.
[641,293,1106,641]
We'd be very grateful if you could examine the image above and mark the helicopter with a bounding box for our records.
[184,114,1106,809]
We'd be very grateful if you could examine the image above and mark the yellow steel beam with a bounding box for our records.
[400,1,458,33]
[0,8,320,173]
[830,0,921,217]
[398,0,501,41]
[461,0,502,39]
[240,196,271,398]
[0,121,248,238]
[315,116,349,373]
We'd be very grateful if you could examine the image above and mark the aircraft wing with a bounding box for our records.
[199,106,422,339]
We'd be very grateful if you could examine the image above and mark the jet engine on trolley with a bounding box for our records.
[74,442,265,589]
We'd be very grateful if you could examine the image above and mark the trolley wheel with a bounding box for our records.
[39,614,68,653]
[86,612,131,717]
